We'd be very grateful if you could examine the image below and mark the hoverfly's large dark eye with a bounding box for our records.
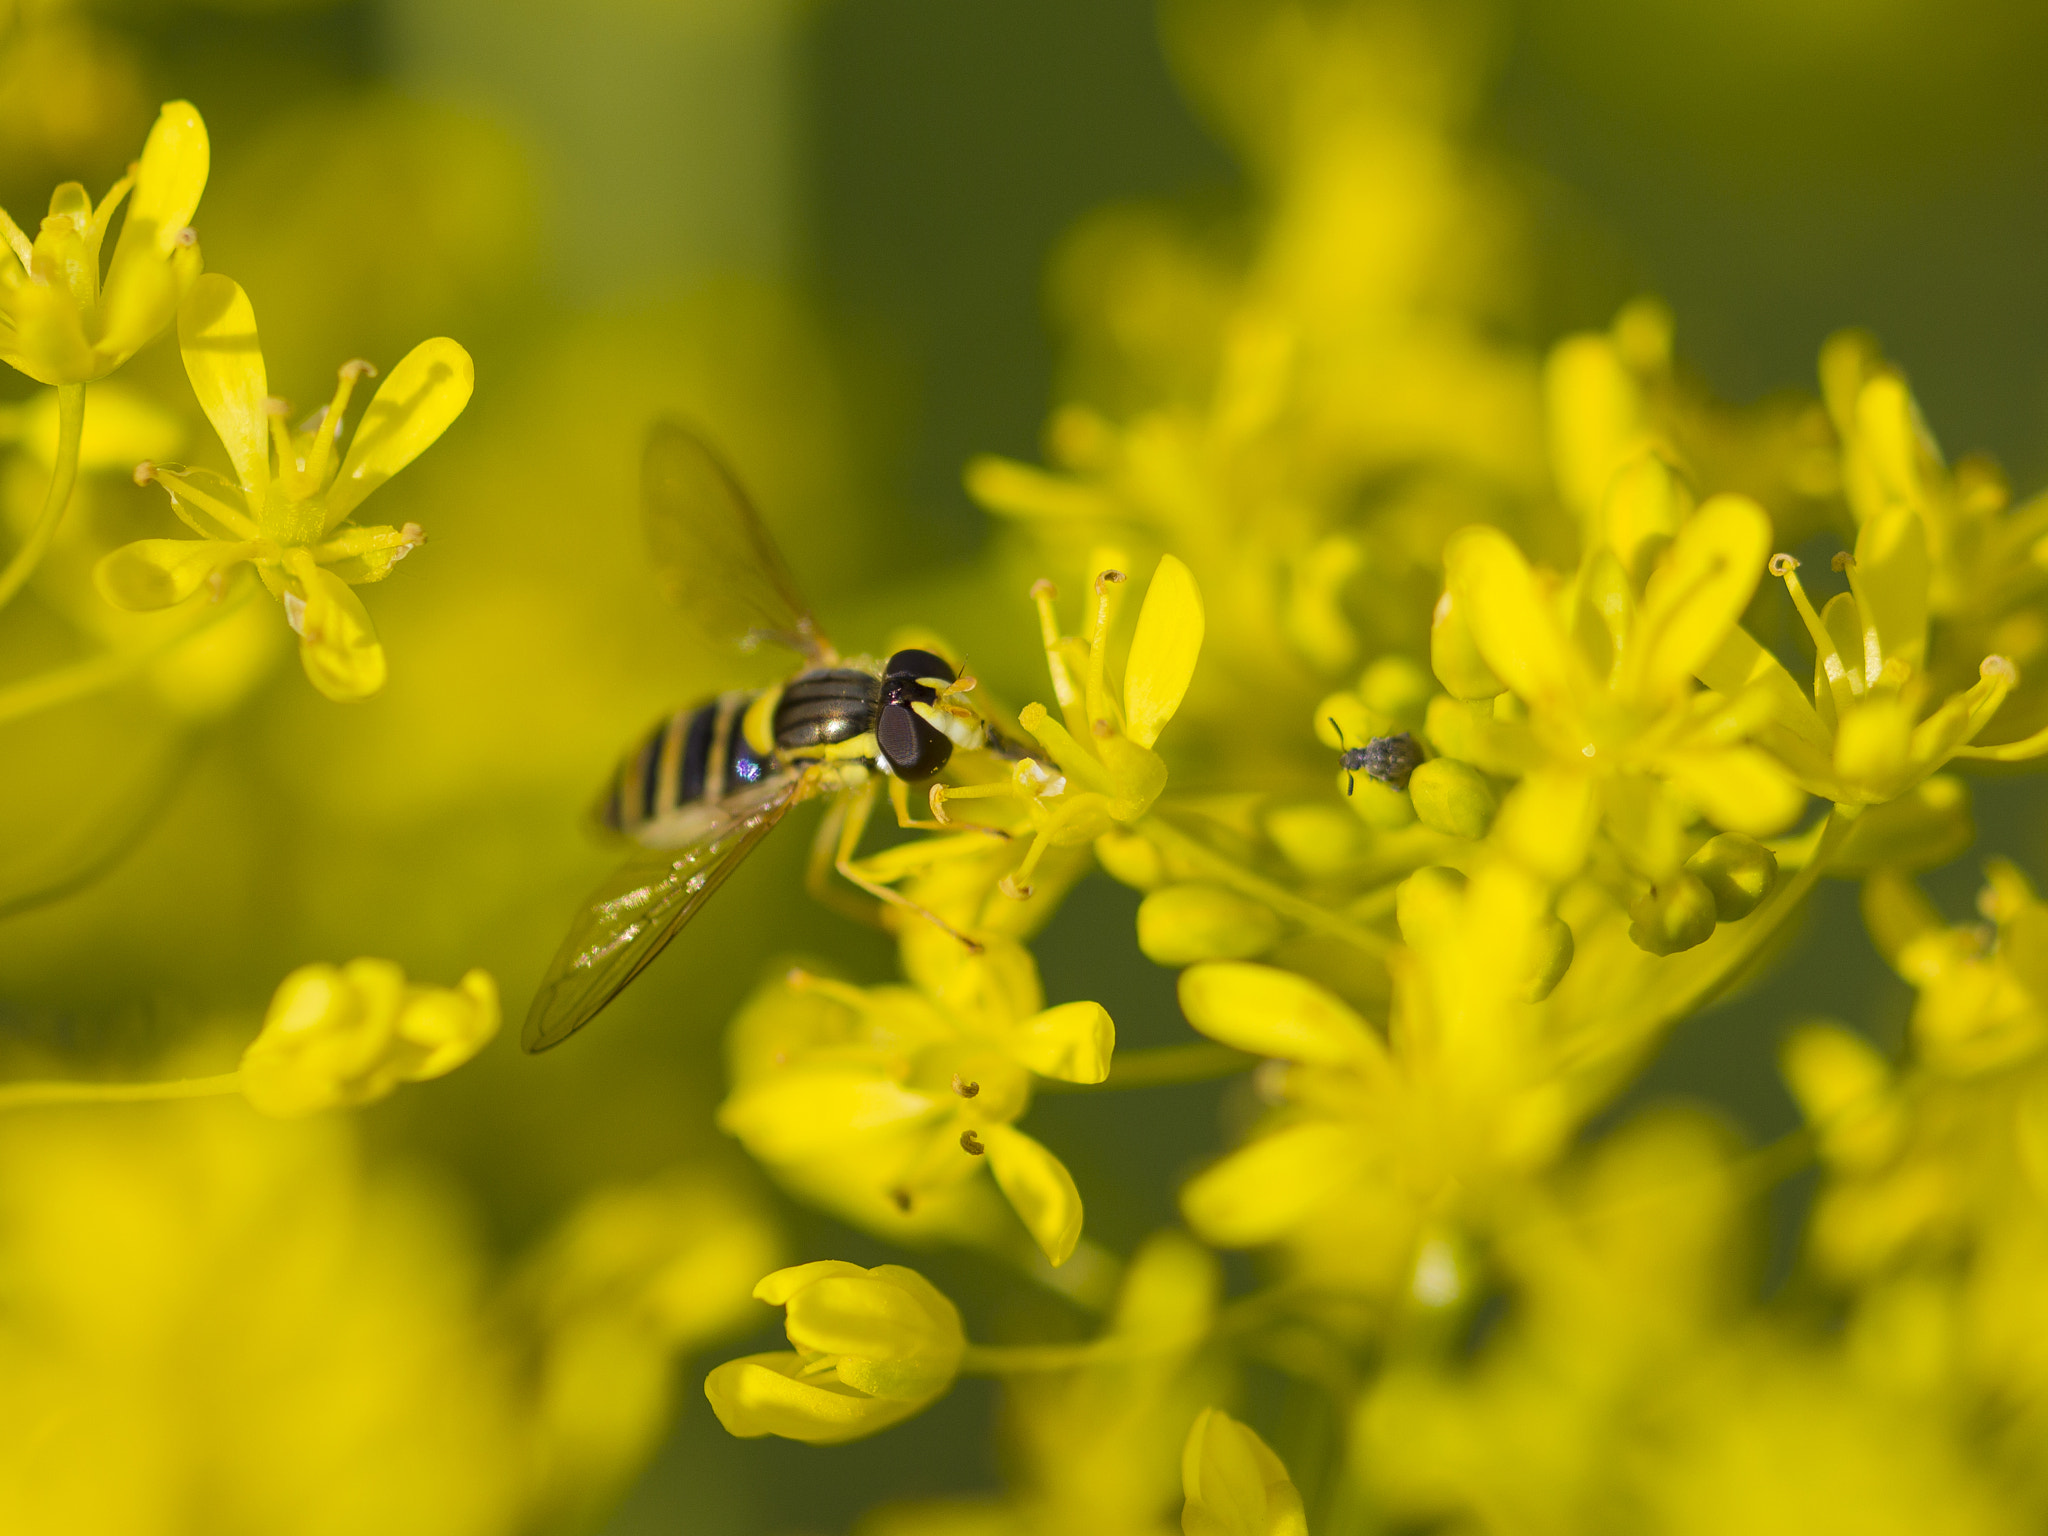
[878,702,953,780]
[882,648,955,706]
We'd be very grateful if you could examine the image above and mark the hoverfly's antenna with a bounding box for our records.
[1331,717,1357,797]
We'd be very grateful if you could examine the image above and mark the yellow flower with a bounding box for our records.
[94,273,474,701]
[1181,1408,1307,1536]
[0,100,207,385]
[239,958,499,1118]
[946,554,1203,900]
[704,1261,964,1444]
[718,942,1108,1266]
[1433,496,1806,885]
[1696,525,2029,806]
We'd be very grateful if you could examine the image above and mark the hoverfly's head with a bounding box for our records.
[878,648,957,780]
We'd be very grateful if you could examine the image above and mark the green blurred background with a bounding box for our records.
[3,0,2048,1530]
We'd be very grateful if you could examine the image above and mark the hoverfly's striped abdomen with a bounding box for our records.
[605,689,779,836]
[772,668,880,751]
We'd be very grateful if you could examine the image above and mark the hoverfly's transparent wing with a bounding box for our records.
[642,418,825,661]
[522,774,802,1052]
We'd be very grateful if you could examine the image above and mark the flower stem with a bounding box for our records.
[0,383,85,614]
[959,1331,1189,1374]
[0,576,256,727]
[1139,813,1392,956]
[0,1072,241,1110]
[1036,1041,1253,1093]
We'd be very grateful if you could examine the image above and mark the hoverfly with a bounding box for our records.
[523,419,1012,1053]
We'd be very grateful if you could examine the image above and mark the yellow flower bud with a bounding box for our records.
[705,1261,964,1444]
[1627,874,1718,956]
[1178,962,1383,1067]
[94,535,265,610]
[239,959,499,1117]
[1138,884,1283,966]
[1358,654,1433,732]
[1429,586,1503,701]
[1181,1122,1359,1247]
[1096,827,1167,889]
[1408,757,1496,839]
[1181,1407,1307,1536]
[1684,832,1779,922]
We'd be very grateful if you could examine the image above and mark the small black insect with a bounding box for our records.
[1331,720,1424,794]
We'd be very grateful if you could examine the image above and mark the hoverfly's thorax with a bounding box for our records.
[772,667,881,754]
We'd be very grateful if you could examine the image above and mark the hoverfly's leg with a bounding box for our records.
[833,779,985,953]
[891,775,1009,834]
[888,775,953,832]
[806,791,886,928]
[927,779,1015,825]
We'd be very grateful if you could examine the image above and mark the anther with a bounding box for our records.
[784,966,814,989]
[959,1130,986,1155]
[1982,654,2019,684]
[1031,578,1057,600]
[951,1074,979,1098]
[1831,551,1855,572]
[1768,553,1799,577]
[340,358,379,380]
[132,460,154,486]
[263,396,291,417]
[400,522,425,544]
[1097,569,1125,586]
[173,226,197,247]
[1091,719,1114,737]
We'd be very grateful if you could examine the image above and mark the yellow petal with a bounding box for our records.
[294,565,387,702]
[704,1353,923,1444]
[1544,331,1641,522]
[1494,770,1596,880]
[1180,1122,1357,1246]
[177,274,269,497]
[1138,885,1283,965]
[326,336,474,524]
[980,1124,1083,1265]
[1428,585,1504,701]
[1629,494,1771,702]
[1010,1000,1114,1084]
[1182,1407,1308,1536]
[1124,553,1205,748]
[1853,507,1929,679]
[753,1259,868,1306]
[717,1072,936,1163]
[394,969,500,1079]
[93,537,259,610]
[1659,747,1807,837]
[127,100,209,258]
[1834,699,1913,798]
[1177,962,1383,1067]
[1442,527,1576,709]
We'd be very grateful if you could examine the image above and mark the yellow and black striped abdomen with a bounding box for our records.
[602,689,780,836]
